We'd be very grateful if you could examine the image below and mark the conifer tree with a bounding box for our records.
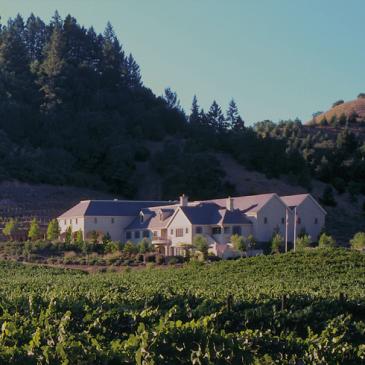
[189,95,200,124]
[65,226,72,244]
[226,99,245,131]
[28,218,40,241]
[47,219,60,241]
[207,100,226,131]
[125,53,142,88]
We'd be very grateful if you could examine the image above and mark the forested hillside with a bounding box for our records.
[0,12,365,204]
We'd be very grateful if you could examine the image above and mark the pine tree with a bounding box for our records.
[39,24,66,112]
[189,95,200,124]
[75,229,83,244]
[47,219,60,240]
[163,87,181,109]
[65,226,72,244]
[226,99,245,131]
[207,100,226,131]
[25,13,47,61]
[125,53,142,88]
[101,21,125,89]
[28,218,40,241]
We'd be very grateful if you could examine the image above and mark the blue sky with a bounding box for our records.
[2,0,365,124]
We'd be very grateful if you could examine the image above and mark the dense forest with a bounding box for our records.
[0,12,364,201]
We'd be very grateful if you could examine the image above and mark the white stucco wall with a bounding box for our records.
[167,209,193,245]
[192,224,252,244]
[58,217,85,235]
[84,215,135,241]
[287,197,326,243]
[255,196,289,242]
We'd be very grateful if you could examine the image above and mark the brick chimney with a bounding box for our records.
[226,196,234,211]
[180,194,188,207]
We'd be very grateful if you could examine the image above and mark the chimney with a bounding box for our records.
[180,194,188,207]
[226,196,234,211]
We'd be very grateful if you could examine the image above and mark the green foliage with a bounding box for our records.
[75,229,83,244]
[319,233,336,248]
[65,226,72,244]
[193,234,209,260]
[246,234,256,249]
[332,100,344,108]
[124,241,138,255]
[47,219,60,241]
[271,233,283,254]
[350,232,365,250]
[296,234,311,250]
[138,238,152,254]
[28,218,40,241]
[2,218,19,240]
[0,250,360,362]
[102,232,111,244]
[231,234,246,252]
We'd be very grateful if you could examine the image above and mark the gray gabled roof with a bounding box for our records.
[180,203,251,225]
[58,200,176,218]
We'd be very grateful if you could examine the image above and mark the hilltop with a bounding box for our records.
[309,94,365,126]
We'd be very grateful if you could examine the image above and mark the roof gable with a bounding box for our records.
[281,194,327,215]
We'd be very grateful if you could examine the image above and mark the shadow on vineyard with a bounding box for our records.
[0,248,363,363]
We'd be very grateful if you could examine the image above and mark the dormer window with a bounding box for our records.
[140,213,144,223]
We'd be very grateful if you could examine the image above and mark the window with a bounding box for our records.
[126,232,132,240]
[232,226,241,235]
[94,217,97,224]
[140,214,144,223]
[185,228,189,234]
[264,217,268,224]
[170,229,174,235]
[153,231,158,238]
[143,230,149,238]
[111,217,115,224]
[224,226,230,234]
[134,231,140,239]
[314,217,318,224]
[196,226,202,234]
[75,218,78,224]
[64,219,66,225]
[176,228,184,237]
[281,217,285,224]
[212,227,221,235]
[297,217,301,224]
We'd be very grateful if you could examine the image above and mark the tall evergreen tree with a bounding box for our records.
[226,99,245,131]
[207,100,226,131]
[125,53,142,88]
[100,21,125,89]
[38,24,66,112]
[24,13,47,62]
[189,95,200,124]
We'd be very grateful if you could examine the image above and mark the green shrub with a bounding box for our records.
[271,233,283,254]
[350,232,365,250]
[318,233,336,248]
[296,234,311,250]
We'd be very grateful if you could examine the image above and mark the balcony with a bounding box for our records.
[152,236,171,245]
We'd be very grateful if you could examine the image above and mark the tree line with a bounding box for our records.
[0,12,363,201]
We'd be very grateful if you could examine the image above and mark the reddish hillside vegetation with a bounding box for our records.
[310,95,365,124]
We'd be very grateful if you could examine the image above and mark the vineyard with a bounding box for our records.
[0,248,363,364]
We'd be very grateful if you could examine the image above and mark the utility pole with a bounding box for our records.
[285,208,288,253]
[293,206,297,252]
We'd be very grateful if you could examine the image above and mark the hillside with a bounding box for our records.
[0,249,363,363]
[309,95,365,125]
